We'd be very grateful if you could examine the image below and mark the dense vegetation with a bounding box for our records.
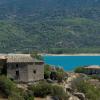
[71,77,100,100]
[44,64,68,82]
[0,0,100,53]
[0,75,68,100]
[0,64,68,99]
[74,66,85,73]
[28,81,68,100]
[0,75,34,100]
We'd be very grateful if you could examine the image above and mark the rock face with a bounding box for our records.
[73,92,85,100]
[69,96,80,100]
[64,73,86,100]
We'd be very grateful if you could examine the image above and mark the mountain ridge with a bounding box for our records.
[0,0,100,53]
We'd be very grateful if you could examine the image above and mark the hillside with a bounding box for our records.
[0,0,100,53]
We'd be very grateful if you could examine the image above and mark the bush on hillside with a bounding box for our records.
[71,77,100,100]
[56,72,64,82]
[0,76,27,99]
[28,81,68,100]
[44,64,68,82]
[23,90,34,100]
[44,64,51,79]
[90,74,100,81]
[51,85,68,100]
[0,75,17,97]
[31,51,43,60]
[74,67,85,73]
[28,82,52,97]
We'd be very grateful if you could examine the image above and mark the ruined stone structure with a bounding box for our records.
[84,65,100,75]
[0,54,44,83]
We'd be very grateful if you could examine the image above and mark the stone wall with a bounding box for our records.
[27,62,44,82]
[7,63,28,82]
[7,62,44,83]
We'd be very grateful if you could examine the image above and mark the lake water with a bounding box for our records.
[43,56,100,71]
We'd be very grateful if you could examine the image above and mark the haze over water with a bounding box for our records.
[43,56,100,71]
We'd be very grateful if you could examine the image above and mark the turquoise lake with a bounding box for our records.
[43,56,100,71]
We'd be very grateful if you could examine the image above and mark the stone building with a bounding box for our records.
[84,65,100,75]
[0,54,44,83]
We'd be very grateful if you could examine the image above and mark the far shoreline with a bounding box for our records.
[40,53,100,56]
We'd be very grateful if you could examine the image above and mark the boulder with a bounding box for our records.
[69,96,80,100]
[73,92,85,100]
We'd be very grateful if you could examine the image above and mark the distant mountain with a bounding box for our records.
[0,0,100,53]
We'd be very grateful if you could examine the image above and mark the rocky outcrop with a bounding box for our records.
[64,73,86,100]
[68,96,80,100]
[73,92,85,100]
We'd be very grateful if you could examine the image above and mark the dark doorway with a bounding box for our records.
[33,70,36,74]
[16,64,19,68]
[16,70,19,79]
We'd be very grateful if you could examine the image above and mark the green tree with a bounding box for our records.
[44,65,51,79]
[74,67,85,73]
[31,51,43,60]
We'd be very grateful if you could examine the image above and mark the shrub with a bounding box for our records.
[56,72,65,82]
[0,75,17,97]
[23,90,34,100]
[28,82,52,97]
[74,67,85,73]
[51,85,68,100]
[0,76,28,99]
[71,77,100,100]
[44,65,51,79]
[8,93,24,100]
[31,52,43,60]
[44,64,68,82]
[28,82,68,100]
[90,74,100,80]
